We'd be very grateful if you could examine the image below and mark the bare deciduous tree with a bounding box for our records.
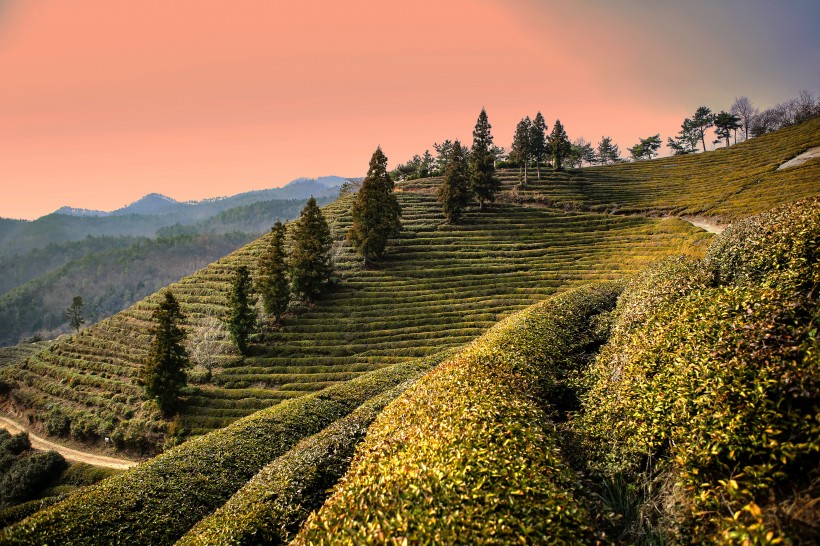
[186,312,234,382]
[730,96,757,141]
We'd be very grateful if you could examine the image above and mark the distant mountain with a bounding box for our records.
[51,176,353,219]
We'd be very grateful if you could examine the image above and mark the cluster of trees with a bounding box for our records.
[509,113,572,183]
[436,109,503,222]
[139,198,335,415]
[667,91,820,155]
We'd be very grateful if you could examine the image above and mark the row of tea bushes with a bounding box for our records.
[573,196,820,543]
[293,283,622,544]
[1,352,448,546]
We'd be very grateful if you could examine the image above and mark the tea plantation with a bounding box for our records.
[0,119,817,544]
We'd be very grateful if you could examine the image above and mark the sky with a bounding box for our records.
[1,0,818,220]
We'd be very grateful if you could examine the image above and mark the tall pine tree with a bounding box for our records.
[548,119,572,171]
[257,221,289,325]
[227,265,257,355]
[290,197,333,302]
[347,147,402,264]
[469,108,500,210]
[437,141,470,223]
[139,291,188,415]
[530,112,548,179]
[511,117,533,185]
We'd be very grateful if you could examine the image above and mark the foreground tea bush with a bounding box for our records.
[177,377,432,546]
[0,354,444,546]
[575,196,820,543]
[294,283,622,545]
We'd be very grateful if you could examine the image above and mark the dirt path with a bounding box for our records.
[0,416,138,470]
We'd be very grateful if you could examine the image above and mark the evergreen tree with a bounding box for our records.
[628,134,662,160]
[713,111,742,147]
[227,265,257,355]
[257,221,289,324]
[468,108,500,209]
[432,140,455,176]
[569,137,596,167]
[666,118,699,155]
[530,112,548,179]
[548,119,572,171]
[348,147,402,264]
[691,106,715,152]
[139,291,188,415]
[511,117,532,185]
[65,296,86,333]
[596,136,621,165]
[290,197,333,302]
[437,141,470,223]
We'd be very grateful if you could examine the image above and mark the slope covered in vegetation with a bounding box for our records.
[295,196,819,545]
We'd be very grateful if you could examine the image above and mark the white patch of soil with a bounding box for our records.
[777,147,820,170]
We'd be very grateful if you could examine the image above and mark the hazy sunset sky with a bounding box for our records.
[2,0,819,219]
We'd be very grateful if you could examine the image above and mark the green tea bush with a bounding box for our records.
[177,379,425,546]
[0,452,66,507]
[294,283,622,545]
[0,354,443,546]
[574,196,820,543]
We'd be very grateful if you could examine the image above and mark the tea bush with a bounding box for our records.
[0,353,445,546]
[294,283,621,545]
[574,196,820,543]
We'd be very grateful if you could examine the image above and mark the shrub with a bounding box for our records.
[177,379,425,545]
[573,196,820,543]
[1,353,446,545]
[294,283,621,544]
[0,451,66,507]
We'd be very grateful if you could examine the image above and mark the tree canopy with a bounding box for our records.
[348,147,402,264]
[437,141,470,223]
[290,197,333,302]
[547,119,572,171]
[511,117,533,184]
[713,111,742,147]
[530,112,548,179]
[469,109,500,209]
[628,134,662,161]
[227,265,257,355]
[65,296,86,334]
[596,136,620,165]
[139,291,188,415]
[257,221,290,324]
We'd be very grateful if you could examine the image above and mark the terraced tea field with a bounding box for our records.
[405,116,820,222]
[1,190,709,445]
[3,119,818,451]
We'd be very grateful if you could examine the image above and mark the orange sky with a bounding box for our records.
[1,0,818,219]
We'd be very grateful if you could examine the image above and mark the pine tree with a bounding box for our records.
[347,147,402,264]
[511,117,533,185]
[257,222,289,325]
[437,141,470,223]
[468,108,500,209]
[548,119,572,171]
[713,111,741,147]
[692,106,715,152]
[139,291,188,415]
[227,266,257,355]
[290,197,333,302]
[596,136,621,165]
[628,134,662,160]
[65,296,86,333]
[530,112,548,179]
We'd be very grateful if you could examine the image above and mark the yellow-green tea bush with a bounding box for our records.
[176,378,429,546]
[294,283,622,545]
[575,196,820,543]
[0,354,444,546]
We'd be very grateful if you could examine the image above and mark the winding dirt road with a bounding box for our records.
[0,416,138,470]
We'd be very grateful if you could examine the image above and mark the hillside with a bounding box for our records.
[1,120,818,454]
[3,195,816,545]
[0,197,334,347]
